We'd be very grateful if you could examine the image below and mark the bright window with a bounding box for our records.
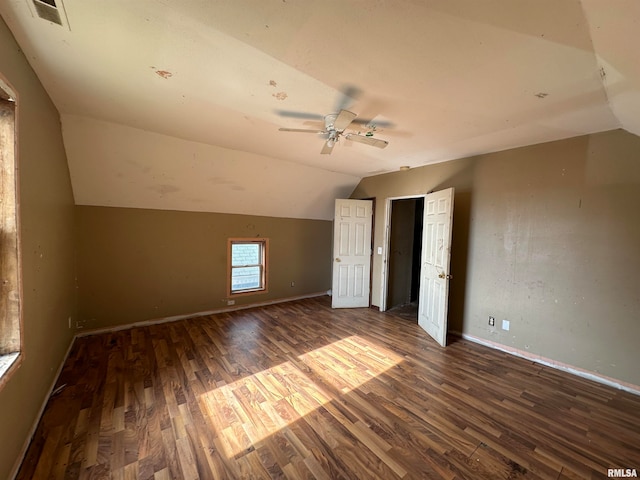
[0,80,21,388]
[228,238,268,296]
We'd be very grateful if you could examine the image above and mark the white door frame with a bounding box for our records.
[380,194,426,312]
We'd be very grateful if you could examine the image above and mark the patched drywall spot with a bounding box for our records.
[150,66,173,79]
[273,91,288,101]
[207,176,244,191]
[126,159,152,174]
[208,176,234,186]
[599,66,606,81]
[151,184,180,195]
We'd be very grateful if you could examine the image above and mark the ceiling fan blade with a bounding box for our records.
[275,110,324,120]
[350,117,395,128]
[279,128,325,134]
[334,84,362,112]
[320,140,335,155]
[333,109,357,131]
[345,134,389,149]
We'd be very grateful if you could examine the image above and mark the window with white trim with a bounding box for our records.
[228,238,268,296]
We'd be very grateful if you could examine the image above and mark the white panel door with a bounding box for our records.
[418,188,454,346]
[332,199,373,308]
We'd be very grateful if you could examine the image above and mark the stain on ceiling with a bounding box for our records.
[1,0,638,220]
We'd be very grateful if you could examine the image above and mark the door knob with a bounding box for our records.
[438,272,453,279]
[335,258,341,262]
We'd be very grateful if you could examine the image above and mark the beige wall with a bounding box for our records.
[76,206,332,329]
[353,129,640,387]
[0,18,77,480]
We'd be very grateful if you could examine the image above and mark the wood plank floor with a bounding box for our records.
[17,296,640,479]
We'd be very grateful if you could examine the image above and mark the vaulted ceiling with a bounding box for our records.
[1,0,639,220]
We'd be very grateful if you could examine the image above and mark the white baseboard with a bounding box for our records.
[75,292,328,337]
[453,331,640,396]
[10,335,77,480]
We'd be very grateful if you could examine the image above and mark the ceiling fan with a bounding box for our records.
[278,109,389,154]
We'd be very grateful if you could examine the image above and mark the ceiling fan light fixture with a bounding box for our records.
[324,114,337,130]
[281,108,389,155]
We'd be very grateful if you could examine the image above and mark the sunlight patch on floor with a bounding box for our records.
[198,335,403,458]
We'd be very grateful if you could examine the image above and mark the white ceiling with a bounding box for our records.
[1,0,639,220]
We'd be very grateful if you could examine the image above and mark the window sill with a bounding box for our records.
[0,352,20,382]
[230,288,268,298]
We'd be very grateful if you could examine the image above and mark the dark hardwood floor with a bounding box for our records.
[16,296,640,479]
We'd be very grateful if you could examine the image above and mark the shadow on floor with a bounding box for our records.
[387,301,418,322]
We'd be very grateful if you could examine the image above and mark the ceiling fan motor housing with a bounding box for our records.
[324,114,338,131]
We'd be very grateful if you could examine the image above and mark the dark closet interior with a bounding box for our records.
[386,197,424,317]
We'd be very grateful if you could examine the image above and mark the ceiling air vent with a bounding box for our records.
[32,0,63,26]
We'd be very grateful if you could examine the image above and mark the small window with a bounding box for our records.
[228,238,268,296]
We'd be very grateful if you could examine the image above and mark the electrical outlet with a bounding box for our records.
[227,299,235,306]
[291,281,295,287]
[488,316,495,326]
[502,319,510,331]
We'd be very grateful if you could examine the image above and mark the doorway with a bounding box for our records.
[385,197,424,320]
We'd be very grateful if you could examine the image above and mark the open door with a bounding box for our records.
[418,188,454,346]
[332,199,373,308]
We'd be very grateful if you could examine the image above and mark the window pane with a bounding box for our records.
[231,266,261,291]
[231,243,260,267]
[228,238,268,296]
